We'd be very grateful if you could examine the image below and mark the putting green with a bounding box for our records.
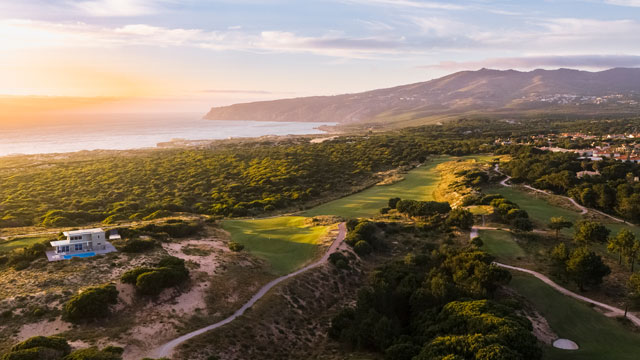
[222,216,331,275]
[479,229,525,261]
[510,273,640,360]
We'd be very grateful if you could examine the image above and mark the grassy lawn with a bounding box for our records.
[479,229,525,261]
[491,186,640,239]
[303,155,455,218]
[224,155,494,274]
[509,273,640,360]
[0,236,51,253]
[221,217,332,275]
[491,187,582,227]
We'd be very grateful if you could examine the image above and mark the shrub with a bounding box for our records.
[124,257,189,296]
[353,240,372,256]
[329,252,351,269]
[63,346,123,360]
[228,242,245,252]
[135,267,188,296]
[470,237,483,247]
[142,210,172,221]
[10,336,70,354]
[63,284,119,323]
[120,267,154,284]
[113,239,156,253]
[1,347,60,360]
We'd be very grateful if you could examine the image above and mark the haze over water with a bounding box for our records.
[0,113,334,157]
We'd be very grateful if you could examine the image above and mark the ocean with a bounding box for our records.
[0,113,336,157]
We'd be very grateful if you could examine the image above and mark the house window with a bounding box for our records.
[60,245,70,253]
[75,243,83,251]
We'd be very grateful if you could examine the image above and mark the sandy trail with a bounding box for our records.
[150,222,347,358]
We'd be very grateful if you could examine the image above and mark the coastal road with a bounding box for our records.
[151,222,347,358]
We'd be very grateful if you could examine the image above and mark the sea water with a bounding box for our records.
[0,113,336,157]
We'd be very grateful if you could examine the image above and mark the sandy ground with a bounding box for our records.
[121,238,227,360]
[17,317,71,341]
[150,223,347,359]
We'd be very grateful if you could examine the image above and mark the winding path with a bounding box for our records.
[494,165,625,220]
[151,222,347,358]
[470,226,640,326]
[495,261,640,327]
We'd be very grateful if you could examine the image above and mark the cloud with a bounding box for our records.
[200,89,274,94]
[0,19,405,58]
[604,0,640,7]
[341,0,467,10]
[423,55,640,71]
[70,0,167,16]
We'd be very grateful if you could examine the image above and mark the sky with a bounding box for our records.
[1,0,640,114]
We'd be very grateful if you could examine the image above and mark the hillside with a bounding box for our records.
[204,68,640,125]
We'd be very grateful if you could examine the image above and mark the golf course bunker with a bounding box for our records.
[553,339,579,350]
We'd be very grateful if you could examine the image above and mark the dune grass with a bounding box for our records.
[221,217,331,275]
[509,273,640,360]
[479,229,526,261]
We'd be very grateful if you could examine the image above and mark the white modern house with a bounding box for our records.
[47,228,117,261]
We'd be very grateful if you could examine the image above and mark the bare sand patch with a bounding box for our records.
[18,316,71,341]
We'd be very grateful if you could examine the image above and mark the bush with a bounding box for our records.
[353,240,372,256]
[63,284,119,323]
[228,242,245,252]
[63,346,123,360]
[135,267,188,296]
[1,347,60,360]
[113,238,155,253]
[10,336,70,354]
[120,267,153,284]
[329,252,351,270]
[470,237,483,247]
[138,221,202,238]
[124,257,189,296]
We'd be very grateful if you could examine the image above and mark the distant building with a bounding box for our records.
[47,228,117,261]
[577,170,600,178]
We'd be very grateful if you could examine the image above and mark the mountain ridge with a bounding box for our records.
[204,67,640,125]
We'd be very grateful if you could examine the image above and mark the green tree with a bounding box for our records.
[550,243,569,267]
[566,247,611,291]
[446,208,474,230]
[608,229,636,266]
[573,220,610,245]
[548,217,573,241]
[512,217,533,232]
[626,273,640,316]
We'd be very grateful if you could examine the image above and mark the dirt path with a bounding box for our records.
[494,165,629,220]
[150,222,347,359]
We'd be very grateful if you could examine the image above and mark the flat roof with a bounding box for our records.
[51,240,71,246]
[63,228,104,236]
